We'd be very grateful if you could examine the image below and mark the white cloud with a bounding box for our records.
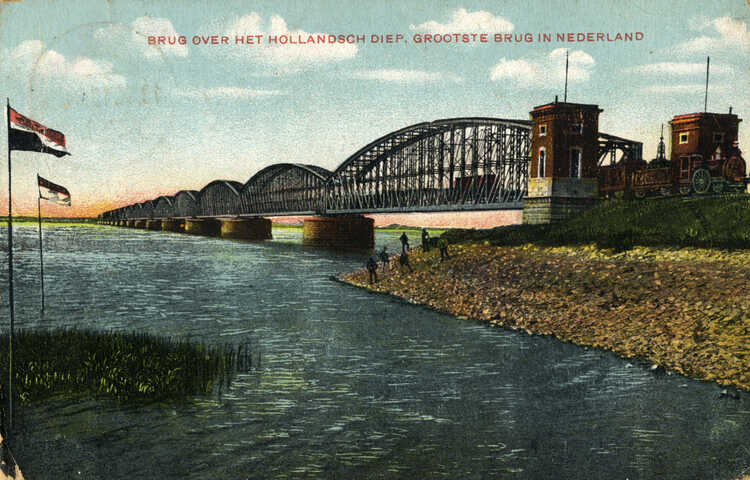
[627,61,734,75]
[172,87,284,99]
[350,69,463,84]
[2,40,126,89]
[220,13,357,69]
[410,8,513,33]
[94,17,188,59]
[642,83,729,94]
[671,16,750,54]
[490,48,594,87]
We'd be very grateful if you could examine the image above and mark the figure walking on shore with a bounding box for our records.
[438,237,450,261]
[379,246,389,270]
[366,256,378,284]
[398,252,414,273]
[400,232,410,253]
[421,229,430,252]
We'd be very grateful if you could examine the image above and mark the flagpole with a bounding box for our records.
[564,49,569,102]
[37,177,45,314]
[704,56,710,113]
[6,98,14,433]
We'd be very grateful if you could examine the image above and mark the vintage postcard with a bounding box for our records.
[0,1,749,479]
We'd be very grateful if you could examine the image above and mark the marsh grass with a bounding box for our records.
[0,329,255,405]
[443,195,750,251]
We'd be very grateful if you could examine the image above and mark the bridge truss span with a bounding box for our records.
[325,118,532,213]
[241,163,331,215]
[100,117,534,222]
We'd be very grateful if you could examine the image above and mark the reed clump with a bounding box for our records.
[0,329,254,405]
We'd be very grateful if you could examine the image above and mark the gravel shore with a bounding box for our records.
[339,243,750,391]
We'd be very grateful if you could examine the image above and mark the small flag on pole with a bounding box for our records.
[8,107,69,157]
[38,175,71,206]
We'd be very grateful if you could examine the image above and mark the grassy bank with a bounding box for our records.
[443,195,750,251]
[0,330,252,405]
[340,243,750,391]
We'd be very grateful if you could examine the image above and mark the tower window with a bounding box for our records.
[713,132,724,143]
[679,132,689,144]
[570,148,582,178]
[539,124,547,136]
[571,123,583,135]
[538,147,546,177]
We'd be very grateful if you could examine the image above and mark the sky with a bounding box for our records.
[0,0,748,217]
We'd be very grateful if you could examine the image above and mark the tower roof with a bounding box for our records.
[531,101,602,113]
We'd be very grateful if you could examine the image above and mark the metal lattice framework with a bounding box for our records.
[173,190,200,218]
[598,132,644,167]
[139,200,155,219]
[100,117,536,220]
[240,164,331,215]
[199,180,243,217]
[325,118,531,213]
[153,196,175,218]
[125,204,142,219]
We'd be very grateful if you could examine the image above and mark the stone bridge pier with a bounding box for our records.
[161,219,183,232]
[302,215,374,250]
[220,218,272,240]
[184,218,221,236]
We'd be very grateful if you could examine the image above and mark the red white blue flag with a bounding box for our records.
[38,175,71,206]
[8,107,69,157]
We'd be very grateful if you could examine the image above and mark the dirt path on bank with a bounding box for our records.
[340,244,750,391]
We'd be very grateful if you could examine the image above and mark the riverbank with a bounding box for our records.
[339,243,750,391]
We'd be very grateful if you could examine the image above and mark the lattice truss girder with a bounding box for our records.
[102,118,533,219]
[326,119,531,211]
[199,181,243,216]
[598,133,644,166]
[241,164,328,214]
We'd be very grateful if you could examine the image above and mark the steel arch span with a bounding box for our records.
[241,163,332,216]
[325,117,532,213]
[199,180,244,217]
[99,117,535,221]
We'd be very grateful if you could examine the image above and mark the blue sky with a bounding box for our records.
[1,0,748,216]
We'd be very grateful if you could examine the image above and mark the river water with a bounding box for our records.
[1,224,748,479]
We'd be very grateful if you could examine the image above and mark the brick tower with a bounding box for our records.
[522,99,602,224]
[669,111,744,193]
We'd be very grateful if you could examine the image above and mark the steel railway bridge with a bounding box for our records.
[100,117,639,223]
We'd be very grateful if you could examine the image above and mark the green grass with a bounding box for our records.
[442,195,750,251]
[271,223,303,229]
[0,329,252,405]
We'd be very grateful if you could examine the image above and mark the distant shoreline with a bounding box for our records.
[0,217,96,224]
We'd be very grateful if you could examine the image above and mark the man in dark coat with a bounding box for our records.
[400,232,410,253]
[421,229,430,252]
[438,237,450,261]
[379,246,389,270]
[398,252,414,273]
[366,256,378,284]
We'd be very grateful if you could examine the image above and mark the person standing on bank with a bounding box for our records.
[398,252,414,273]
[421,229,430,252]
[400,232,410,253]
[438,237,450,261]
[379,246,389,270]
[366,256,378,284]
